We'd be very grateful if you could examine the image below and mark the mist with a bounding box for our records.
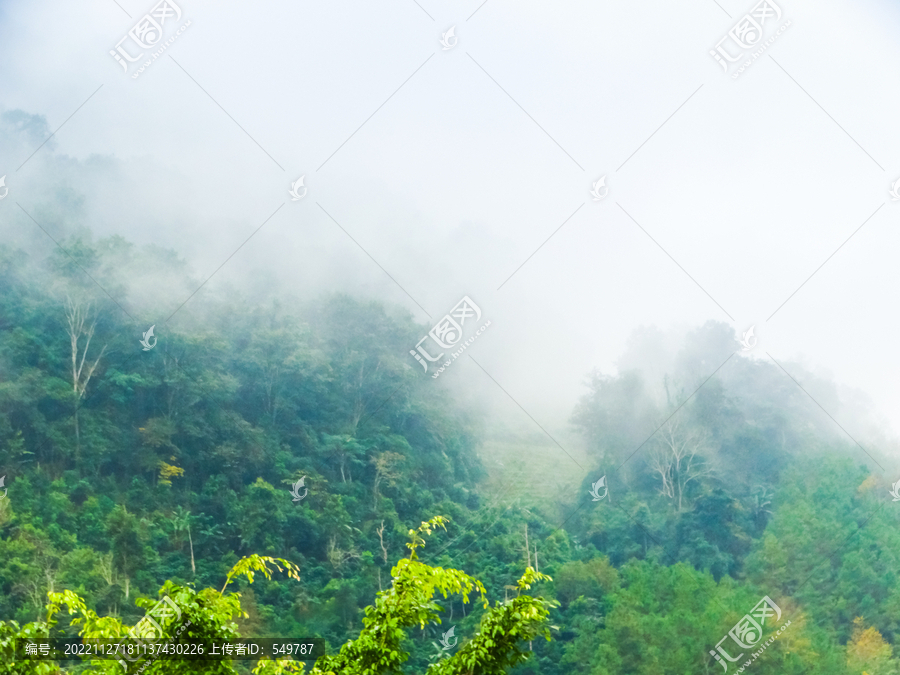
[4,0,900,456]
[4,2,900,669]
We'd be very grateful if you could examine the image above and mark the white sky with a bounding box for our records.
[1,0,899,447]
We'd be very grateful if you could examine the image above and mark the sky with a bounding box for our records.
[1,0,899,450]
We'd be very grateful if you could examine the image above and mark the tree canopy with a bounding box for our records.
[1,235,899,674]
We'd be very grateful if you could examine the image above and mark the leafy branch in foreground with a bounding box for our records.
[425,566,555,675]
[221,554,302,593]
[0,554,302,675]
[0,521,553,675]
[307,516,557,675]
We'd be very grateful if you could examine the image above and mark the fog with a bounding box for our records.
[2,0,899,460]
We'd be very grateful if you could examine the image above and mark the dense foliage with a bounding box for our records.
[1,522,556,674]
[1,234,899,673]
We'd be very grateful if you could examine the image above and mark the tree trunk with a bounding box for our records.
[524,524,531,568]
[188,526,196,575]
[377,521,388,563]
[65,298,107,461]
[74,405,80,456]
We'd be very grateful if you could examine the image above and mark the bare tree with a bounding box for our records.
[96,552,120,616]
[326,536,360,570]
[15,554,58,619]
[65,297,107,455]
[521,523,532,569]
[647,416,712,511]
[376,520,388,564]
[171,506,196,575]
[97,551,117,587]
[333,435,354,483]
[371,452,403,510]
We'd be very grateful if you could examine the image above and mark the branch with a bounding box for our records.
[79,344,107,400]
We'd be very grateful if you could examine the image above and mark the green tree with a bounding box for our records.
[0,519,555,675]
[309,517,556,675]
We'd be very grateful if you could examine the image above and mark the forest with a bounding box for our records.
[1,232,900,674]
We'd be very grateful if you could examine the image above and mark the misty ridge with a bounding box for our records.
[2,103,898,503]
[5,100,900,675]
